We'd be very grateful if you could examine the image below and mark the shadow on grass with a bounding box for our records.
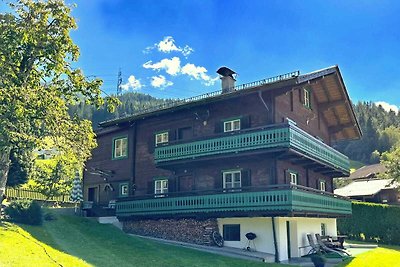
[16,211,276,267]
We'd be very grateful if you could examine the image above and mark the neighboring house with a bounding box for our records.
[334,164,399,204]
[83,65,361,262]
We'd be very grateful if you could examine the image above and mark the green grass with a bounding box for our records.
[335,240,400,267]
[0,212,292,267]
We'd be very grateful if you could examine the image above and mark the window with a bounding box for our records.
[289,172,298,185]
[224,119,241,132]
[154,179,168,195]
[303,88,311,109]
[223,224,240,241]
[223,170,241,189]
[319,180,326,191]
[155,132,169,145]
[321,223,327,236]
[119,183,129,197]
[113,137,128,159]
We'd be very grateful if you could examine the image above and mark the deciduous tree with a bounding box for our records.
[0,0,118,203]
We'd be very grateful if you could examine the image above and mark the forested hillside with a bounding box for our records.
[335,102,400,164]
[68,92,173,128]
[69,93,400,165]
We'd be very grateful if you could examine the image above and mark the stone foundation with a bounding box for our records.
[123,218,219,246]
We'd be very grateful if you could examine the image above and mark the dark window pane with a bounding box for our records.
[223,224,240,241]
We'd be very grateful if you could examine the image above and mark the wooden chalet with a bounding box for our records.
[83,65,361,262]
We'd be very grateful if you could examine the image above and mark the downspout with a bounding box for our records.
[272,217,279,263]
[130,121,137,196]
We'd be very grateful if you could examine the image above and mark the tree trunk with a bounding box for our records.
[0,147,11,213]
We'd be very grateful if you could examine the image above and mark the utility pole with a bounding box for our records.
[117,68,122,96]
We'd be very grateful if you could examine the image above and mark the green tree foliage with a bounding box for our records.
[28,156,74,200]
[336,102,400,164]
[0,0,118,200]
[7,149,35,187]
[381,147,400,181]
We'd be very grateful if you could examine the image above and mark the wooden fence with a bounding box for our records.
[5,187,73,203]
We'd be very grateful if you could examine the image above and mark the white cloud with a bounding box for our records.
[143,57,181,76]
[144,36,194,57]
[375,101,399,113]
[120,75,143,90]
[151,75,173,88]
[181,63,219,86]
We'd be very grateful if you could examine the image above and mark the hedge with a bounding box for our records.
[338,202,400,245]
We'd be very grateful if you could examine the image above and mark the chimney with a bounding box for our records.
[217,67,236,94]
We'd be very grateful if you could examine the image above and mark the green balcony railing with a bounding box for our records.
[154,121,349,173]
[116,185,352,218]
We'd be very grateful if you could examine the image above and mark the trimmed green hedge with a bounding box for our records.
[338,202,400,245]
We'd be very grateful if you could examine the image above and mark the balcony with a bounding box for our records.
[116,185,352,218]
[154,121,349,174]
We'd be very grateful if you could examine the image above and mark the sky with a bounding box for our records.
[3,0,400,113]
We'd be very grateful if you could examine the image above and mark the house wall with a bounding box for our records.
[133,92,275,196]
[217,216,337,262]
[275,87,330,144]
[276,160,333,193]
[84,127,134,204]
[84,85,339,206]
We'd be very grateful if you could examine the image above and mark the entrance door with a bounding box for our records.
[88,187,98,202]
[179,176,194,192]
[286,221,291,259]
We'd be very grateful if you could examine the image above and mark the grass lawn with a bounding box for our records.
[0,212,293,267]
[336,241,400,267]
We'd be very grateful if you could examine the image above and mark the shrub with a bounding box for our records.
[338,202,400,245]
[5,200,43,225]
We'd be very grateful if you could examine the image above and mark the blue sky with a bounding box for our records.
[4,0,400,112]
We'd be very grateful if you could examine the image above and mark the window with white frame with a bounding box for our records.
[154,179,168,195]
[319,180,326,191]
[289,172,298,185]
[119,183,129,197]
[223,170,241,189]
[224,119,241,132]
[303,88,311,109]
[155,132,169,146]
[113,137,128,159]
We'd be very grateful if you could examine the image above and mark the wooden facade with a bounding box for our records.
[83,66,360,218]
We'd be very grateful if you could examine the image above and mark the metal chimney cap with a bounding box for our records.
[217,67,236,79]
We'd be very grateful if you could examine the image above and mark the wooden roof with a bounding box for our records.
[297,66,362,141]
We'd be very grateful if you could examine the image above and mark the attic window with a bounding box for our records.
[303,88,311,109]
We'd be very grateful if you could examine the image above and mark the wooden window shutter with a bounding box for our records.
[215,121,223,133]
[169,129,176,141]
[241,115,251,129]
[147,181,154,194]
[298,88,302,103]
[215,173,223,189]
[148,135,155,153]
[168,177,176,193]
[241,169,251,187]
[284,169,289,184]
